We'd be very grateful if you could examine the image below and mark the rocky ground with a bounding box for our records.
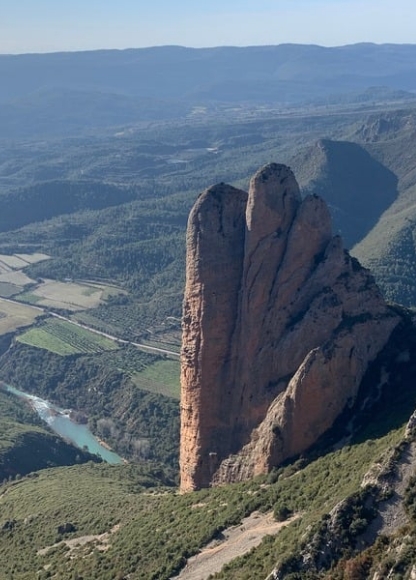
[171,511,298,580]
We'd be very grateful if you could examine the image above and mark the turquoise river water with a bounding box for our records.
[3,384,123,464]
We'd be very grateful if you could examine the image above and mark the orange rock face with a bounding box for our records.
[180,164,399,491]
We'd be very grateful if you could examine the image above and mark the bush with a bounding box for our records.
[274,504,293,522]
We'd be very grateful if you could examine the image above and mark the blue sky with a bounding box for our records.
[1,0,415,54]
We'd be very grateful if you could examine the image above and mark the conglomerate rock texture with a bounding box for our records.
[180,163,400,492]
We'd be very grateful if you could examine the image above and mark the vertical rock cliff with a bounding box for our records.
[180,163,400,492]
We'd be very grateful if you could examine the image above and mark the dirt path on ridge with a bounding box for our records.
[170,511,299,580]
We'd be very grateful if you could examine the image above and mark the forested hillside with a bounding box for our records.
[350,110,416,306]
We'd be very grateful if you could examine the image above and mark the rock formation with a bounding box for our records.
[180,163,400,492]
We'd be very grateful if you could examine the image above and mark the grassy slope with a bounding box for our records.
[132,358,180,399]
[352,190,416,306]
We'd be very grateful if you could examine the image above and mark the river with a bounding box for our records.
[3,384,123,464]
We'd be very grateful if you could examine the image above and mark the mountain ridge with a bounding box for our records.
[1,43,416,138]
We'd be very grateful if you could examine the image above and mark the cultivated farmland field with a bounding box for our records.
[0,253,50,298]
[0,252,50,272]
[0,282,21,298]
[0,298,42,334]
[0,270,34,287]
[17,318,119,356]
[17,279,106,311]
[132,359,180,399]
[14,253,50,264]
[0,253,124,310]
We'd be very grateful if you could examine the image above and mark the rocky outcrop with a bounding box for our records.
[180,163,400,492]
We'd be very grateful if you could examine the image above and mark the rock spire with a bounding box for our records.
[180,163,399,492]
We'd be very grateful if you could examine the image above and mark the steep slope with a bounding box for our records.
[1,315,416,579]
[180,163,400,491]
[290,139,398,248]
[350,109,416,308]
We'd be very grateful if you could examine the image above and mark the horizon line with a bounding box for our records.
[2,40,416,57]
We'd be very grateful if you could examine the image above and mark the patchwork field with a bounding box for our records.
[0,252,49,274]
[0,298,42,334]
[17,279,108,311]
[0,270,34,286]
[0,254,123,312]
[0,252,50,299]
[0,282,21,298]
[16,318,119,355]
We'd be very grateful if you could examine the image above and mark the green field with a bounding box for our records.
[17,318,119,356]
[141,338,181,354]
[132,359,180,399]
[14,291,43,304]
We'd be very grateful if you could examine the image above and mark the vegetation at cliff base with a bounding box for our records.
[0,417,405,579]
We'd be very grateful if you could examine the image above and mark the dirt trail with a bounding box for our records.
[364,441,416,542]
[171,511,298,580]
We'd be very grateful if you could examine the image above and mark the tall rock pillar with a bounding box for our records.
[180,164,400,491]
[180,183,247,492]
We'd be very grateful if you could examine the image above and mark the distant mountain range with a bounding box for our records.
[1,43,416,138]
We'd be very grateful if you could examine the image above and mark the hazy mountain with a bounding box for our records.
[1,43,416,138]
[2,44,416,103]
[0,88,190,138]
